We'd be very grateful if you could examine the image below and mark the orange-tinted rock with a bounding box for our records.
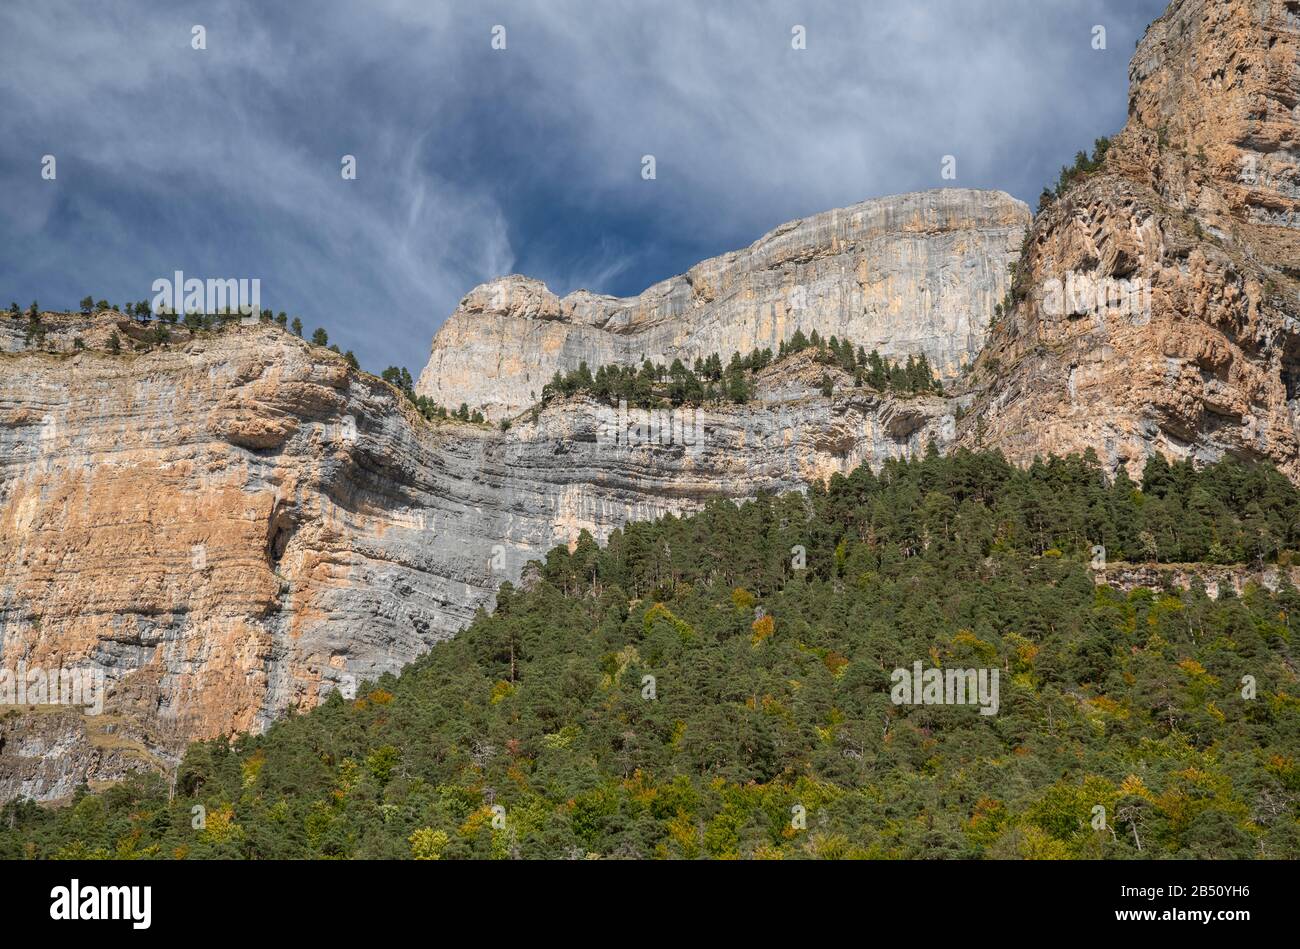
[960,0,1300,479]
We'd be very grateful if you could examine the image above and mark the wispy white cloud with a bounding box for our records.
[0,0,1168,373]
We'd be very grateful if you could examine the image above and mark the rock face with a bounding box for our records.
[0,707,165,804]
[0,319,952,799]
[960,0,1300,479]
[417,189,1029,420]
[4,0,1299,803]
[1094,561,1300,600]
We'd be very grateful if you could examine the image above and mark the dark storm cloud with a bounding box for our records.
[0,0,1169,373]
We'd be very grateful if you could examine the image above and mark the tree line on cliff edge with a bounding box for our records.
[2,447,1298,860]
[10,298,487,425]
[16,128,1113,402]
[539,330,942,412]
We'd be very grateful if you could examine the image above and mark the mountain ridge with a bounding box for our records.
[2,0,1299,803]
[416,188,1029,420]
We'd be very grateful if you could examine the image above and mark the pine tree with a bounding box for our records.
[726,370,749,403]
[866,350,886,389]
[915,353,935,392]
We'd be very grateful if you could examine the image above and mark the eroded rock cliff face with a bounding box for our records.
[960,0,1300,479]
[416,189,1029,420]
[0,318,952,799]
[5,0,1298,803]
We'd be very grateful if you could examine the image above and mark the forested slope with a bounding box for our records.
[4,449,1299,859]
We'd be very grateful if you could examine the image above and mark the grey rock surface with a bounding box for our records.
[0,324,952,800]
[416,189,1029,420]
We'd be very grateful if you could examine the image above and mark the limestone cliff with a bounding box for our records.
[0,316,952,800]
[960,0,1300,479]
[5,0,1300,804]
[416,189,1029,420]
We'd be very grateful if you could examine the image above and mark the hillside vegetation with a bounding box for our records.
[3,449,1299,859]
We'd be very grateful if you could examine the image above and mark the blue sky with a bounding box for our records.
[1,0,1170,375]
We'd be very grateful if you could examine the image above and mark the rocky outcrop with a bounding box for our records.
[960,0,1300,479]
[1126,0,1300,246]
[0,320,952,799]
[0,707,166,804]
[1094,561,1300,599]
[417,189,1029,420]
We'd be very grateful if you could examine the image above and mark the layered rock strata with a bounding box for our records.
[959,0,1300,479]
[0,324,950,799]
[417,189,1029,420]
